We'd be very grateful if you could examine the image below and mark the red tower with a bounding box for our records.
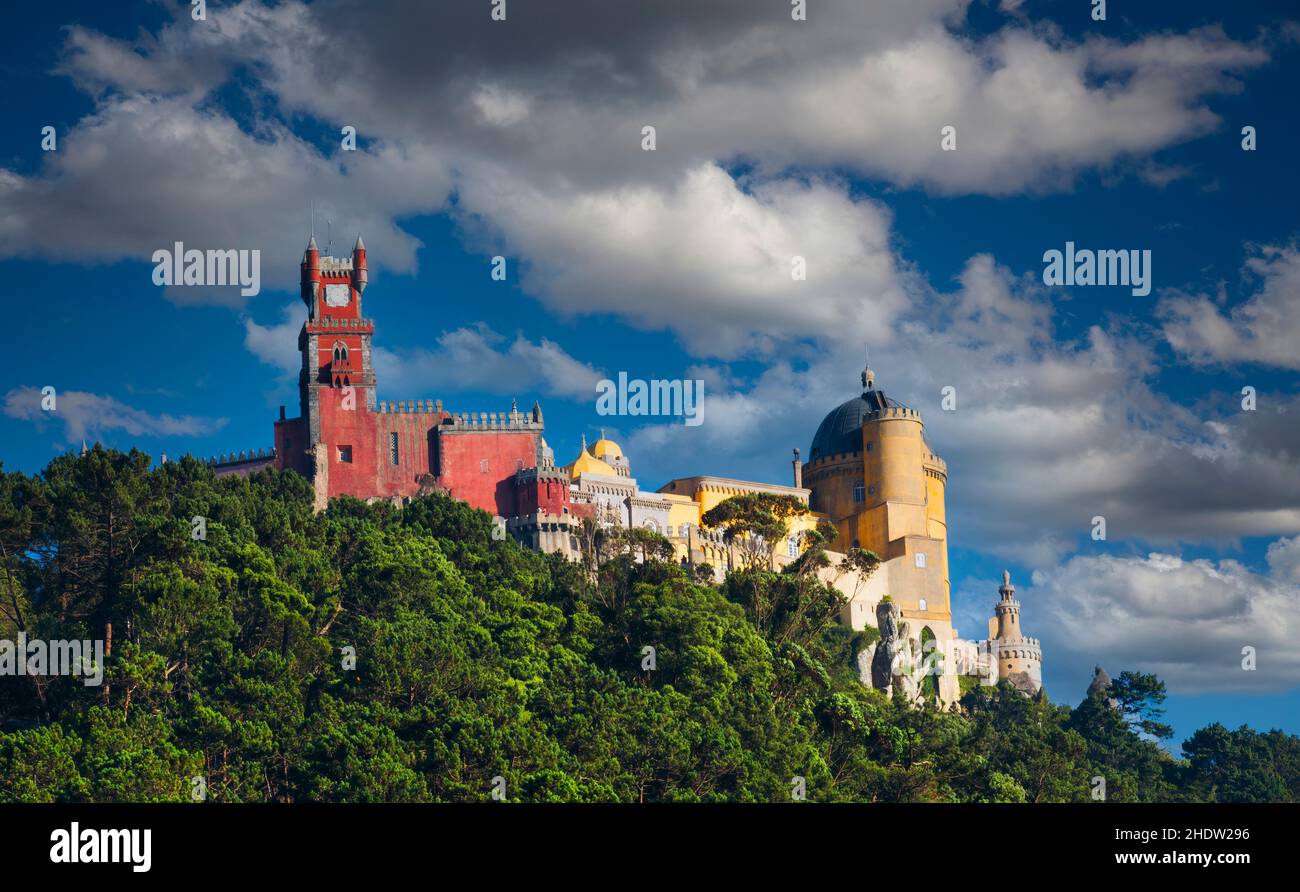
[273,237,547,515]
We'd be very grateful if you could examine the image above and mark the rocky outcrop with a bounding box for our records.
[870,599,920,703]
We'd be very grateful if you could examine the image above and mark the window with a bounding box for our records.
[389,432,399,466]
[867,484,876,496]
[918,598,928,611]
[787,536,799,558]
[337,445,353,463]
[915,552,926,569]
[479,459,490,473]
[866,441,874,452]
[852,481,865,503]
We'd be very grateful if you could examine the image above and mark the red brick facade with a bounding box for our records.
[261,238,561,518]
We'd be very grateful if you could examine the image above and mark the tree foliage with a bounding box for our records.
[0,449,1294,802]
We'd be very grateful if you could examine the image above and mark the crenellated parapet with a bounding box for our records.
[307,316,374,333]
[378,399,445,415]
[439,408,544,431]
[207,446,277,467]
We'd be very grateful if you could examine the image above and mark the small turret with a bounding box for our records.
[352,234,367,295]
[987,570,1043,695]
[302,235,321,309]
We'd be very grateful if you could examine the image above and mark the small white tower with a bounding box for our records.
[985,570,1043,694]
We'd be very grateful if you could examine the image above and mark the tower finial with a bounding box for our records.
[999,569,1015,598]
[581,433,588,453]
[861,349,875,392]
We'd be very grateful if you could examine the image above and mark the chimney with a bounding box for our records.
[279,405,286,421]
[792,447,802,489]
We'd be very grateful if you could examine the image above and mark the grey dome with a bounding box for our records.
[809,389,907,460]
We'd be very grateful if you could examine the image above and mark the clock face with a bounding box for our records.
[324,283,351,307]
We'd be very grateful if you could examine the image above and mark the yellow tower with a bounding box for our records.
[804,358,950,619]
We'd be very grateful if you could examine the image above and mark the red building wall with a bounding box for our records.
[516,472,572,516]
[435,430,539,516]
[317,387,382,499]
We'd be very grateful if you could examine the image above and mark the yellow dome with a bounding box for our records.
[591,437,623,460]
[566,439,617,479]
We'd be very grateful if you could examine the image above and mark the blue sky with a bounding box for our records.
[2,0,1299,746]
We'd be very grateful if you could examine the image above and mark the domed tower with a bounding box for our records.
[591,431,631,477]
[805,356,950,616]
[986,570,1043,694]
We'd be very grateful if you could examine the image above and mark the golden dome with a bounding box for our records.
[566,436,617,479]
[591,436,623,460]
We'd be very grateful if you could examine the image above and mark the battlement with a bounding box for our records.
[207,446,277,467]
[516,465,570,484]
[440,408,543,431]
[307,316,373,332]
[923,452,947,472]
[873,406,922,422]
[318,255,354,273]
[378,399,444,415]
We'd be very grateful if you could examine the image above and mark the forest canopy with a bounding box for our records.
[0,447,1296,803]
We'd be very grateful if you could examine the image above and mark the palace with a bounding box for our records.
[205,239,1042,704]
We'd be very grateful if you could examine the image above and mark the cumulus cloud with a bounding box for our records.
[1020,542,1300,694]
[243,303,306,376]
[1160,244,1300,370]
[2,386,227,445]
[0,95,450,301]
[373,326,604,402]
[623,255,1300,564]
[0,0,1272,302]
[455,162,913,356]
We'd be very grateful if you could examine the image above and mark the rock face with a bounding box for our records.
[1088,664,1119,708]
[1087,665,1112,696]
[870,600,920,703]
[857,644,876,686]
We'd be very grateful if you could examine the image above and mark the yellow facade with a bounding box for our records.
[657,475,825,569]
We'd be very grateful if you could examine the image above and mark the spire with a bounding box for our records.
[999,569,1015,599]
[581,433,588,454]
[861,350,875,392]
[353,233,365,252]
[307,235,318,251]
[80,439,88,457]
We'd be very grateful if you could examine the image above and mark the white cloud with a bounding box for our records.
[373,326,604,402]
[243,303,305,376]
[1021,542,1300,694]
[0,95,450,302]
[2,386,227,445]
[620,256,1300,562]
[455,162,912,356]
[1160,244,1300,370]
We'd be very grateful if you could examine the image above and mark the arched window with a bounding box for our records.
[332,342,348,363]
